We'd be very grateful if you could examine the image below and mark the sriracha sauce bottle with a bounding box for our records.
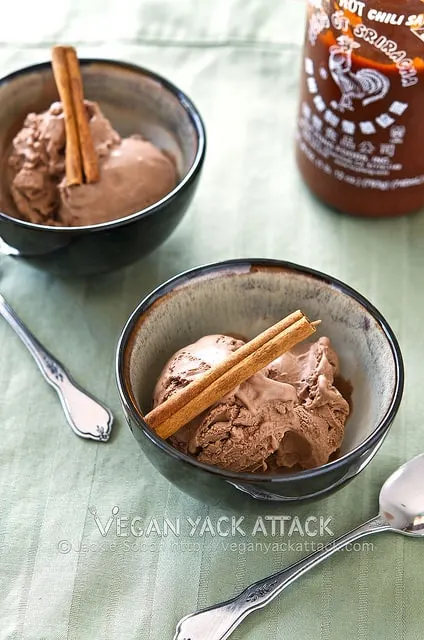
[296,0,424,217]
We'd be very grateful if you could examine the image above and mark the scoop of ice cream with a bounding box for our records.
[59,136,177,226]
[153,334,245,405]
[8,100,177,226]
[153,335,350,473]
[8,101,68,224]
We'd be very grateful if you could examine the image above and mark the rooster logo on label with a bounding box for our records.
[329,36,390,112]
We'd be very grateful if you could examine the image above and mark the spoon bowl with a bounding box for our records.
[379,453,424,536]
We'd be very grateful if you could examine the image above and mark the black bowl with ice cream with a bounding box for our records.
[116,259,404,510]
[0,59,206,276]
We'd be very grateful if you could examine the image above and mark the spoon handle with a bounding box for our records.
[0,294,113,442]
[174,514,391,640]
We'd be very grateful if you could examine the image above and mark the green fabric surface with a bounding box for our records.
[0,1,423,638]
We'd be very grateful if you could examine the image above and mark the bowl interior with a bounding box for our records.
[0,60,200,219]
[124,263,398,460]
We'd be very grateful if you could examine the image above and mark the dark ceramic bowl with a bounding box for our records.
[0,59,206,276]
[116,259,404,509]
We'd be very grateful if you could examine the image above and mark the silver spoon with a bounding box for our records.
[174,453,424,640]
[0,293,113,442]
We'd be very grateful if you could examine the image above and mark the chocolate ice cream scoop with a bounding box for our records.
[153,335,350,473]
[8,100,177,226]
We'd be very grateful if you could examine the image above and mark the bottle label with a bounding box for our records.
[298,1,424,193]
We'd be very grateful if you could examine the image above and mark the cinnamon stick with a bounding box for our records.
[145,312,317,440]
[51,46,83,186]
[66,47,100,183]
[147,310,303,431]
[51,45,99,185]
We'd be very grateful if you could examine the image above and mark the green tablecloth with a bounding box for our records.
[1,1,423,638]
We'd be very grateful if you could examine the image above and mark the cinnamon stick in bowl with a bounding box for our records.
[51,45,99,186]
[51,46,83,186]
[145,310,318,439]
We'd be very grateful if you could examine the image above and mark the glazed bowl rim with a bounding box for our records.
[0,57,206,233]
[116,258,404,484]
